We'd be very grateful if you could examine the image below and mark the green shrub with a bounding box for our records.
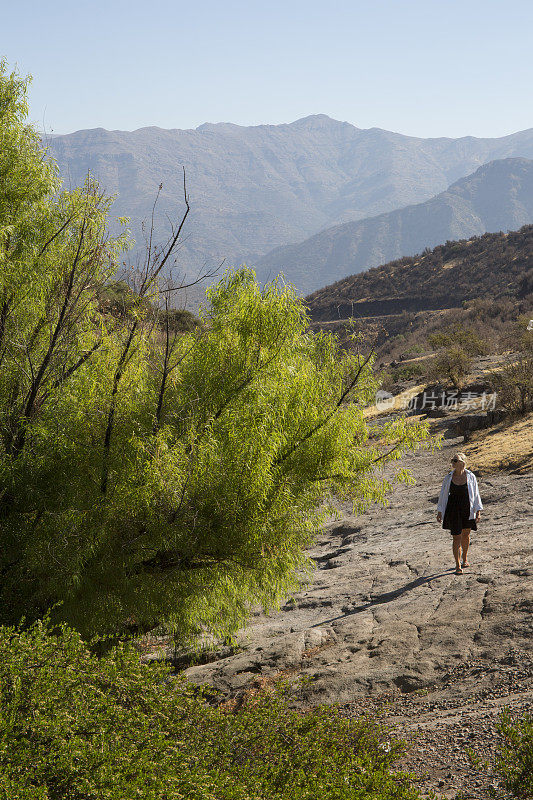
[162,307,200,332]
[391,364,425,382]
[428,325,489,356]
[97,280,142,317]
[496,710,533,798]
[0,620,422,800]
[430,346,471,389]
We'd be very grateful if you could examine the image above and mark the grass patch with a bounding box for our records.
[364,383,427,419]
[465,412,533,474]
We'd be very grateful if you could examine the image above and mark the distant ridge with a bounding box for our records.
[47,118,533,288]
[256,158,533,293]
[305,224,533,322]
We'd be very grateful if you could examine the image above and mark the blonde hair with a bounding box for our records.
[452,452,467,466]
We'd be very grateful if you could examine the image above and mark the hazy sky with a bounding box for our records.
[2,0,532,138]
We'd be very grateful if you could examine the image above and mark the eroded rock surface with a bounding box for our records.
[185,433,532,707]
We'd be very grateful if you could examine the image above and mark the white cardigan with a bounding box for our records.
[437,469,483,518]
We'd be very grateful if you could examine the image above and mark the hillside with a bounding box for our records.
[306,223,533,322]
[257,158,533,293]
[47,118,533,284]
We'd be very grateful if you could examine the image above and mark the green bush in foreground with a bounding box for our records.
[0,621,422,800]
[496,709,533,798]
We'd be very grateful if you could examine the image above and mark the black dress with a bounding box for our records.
[442,480,478,536]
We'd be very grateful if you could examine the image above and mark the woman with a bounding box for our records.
[436,452,482,574]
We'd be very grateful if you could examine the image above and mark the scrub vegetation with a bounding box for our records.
[0,619,424,800]
[496,710,533,798]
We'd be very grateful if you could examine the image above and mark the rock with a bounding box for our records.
[426,407,448,418]
[454,409,508,440]
[304,627,335,650]
[182,435,533,723]
[460,382,493,395]
[455,413,490,438]
[393,674,427,693]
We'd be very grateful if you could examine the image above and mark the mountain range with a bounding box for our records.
[256,157,533,292]
[47,116,533,292]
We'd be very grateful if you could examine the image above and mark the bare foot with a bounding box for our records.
[462,561,470,567]
[455,566,463,574]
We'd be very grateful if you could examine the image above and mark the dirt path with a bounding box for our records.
[183,423,532,798]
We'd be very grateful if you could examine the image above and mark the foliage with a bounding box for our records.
[0,61,60,263]
[490,356,533,415]
[516,314,533,350]
[97,280,143,317]
[490,317,533,415]
[426,324,489,389]
[98,281,200,332]
[430,346,471,389]
[496,709,533,798]
[0,63,429,643]
[0,264,429,642]
[163,307,199,332]
[427,325,489,357]
[391,364,426,382]
[0,620,422,800]
[378,362,426,394]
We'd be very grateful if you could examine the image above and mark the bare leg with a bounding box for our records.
[452,535,462,572]
[461,529,471,567]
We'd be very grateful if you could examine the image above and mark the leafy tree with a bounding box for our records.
[0,61,130,465]
[491,317,533,415]
[430,346,471,389]
[491,357,533,415]
[428,325,489,356]
[0,63,429,643]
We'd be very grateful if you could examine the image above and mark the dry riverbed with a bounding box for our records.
[140,410,532,800]
[180,416,532,799]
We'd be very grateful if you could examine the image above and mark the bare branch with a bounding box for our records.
[37,213,76,257]
[371,442,401,463]
[137,167,190,298]
[144,183,162,272]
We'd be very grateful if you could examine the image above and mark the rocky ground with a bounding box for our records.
[178,413,532,799]
[341,655,532,799]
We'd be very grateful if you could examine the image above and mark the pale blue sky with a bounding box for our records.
[2,0,532,138]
